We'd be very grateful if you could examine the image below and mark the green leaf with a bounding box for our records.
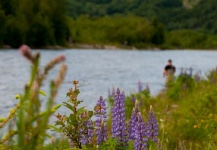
[55,121,63,126]
[39,90,46,96]
[77,107,85,116]
[94,105,100,111]
[76,100,83,105]
[48,125,62,132]
[69,114,78,126]
[52,104,62,110]
[63,102,74,112]
[74,89,80,96]
[66,91,71,97]
[88,111,93,118]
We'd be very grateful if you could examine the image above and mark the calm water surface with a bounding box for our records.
[1,49,217,117]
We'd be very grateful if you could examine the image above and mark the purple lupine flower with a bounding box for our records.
[189,67,193,77]
[146,107,158,142]
[80,119,94,144]
[138,80,143,93]
[131,94,136,104]
[112,88,128,144]
[183,83,187,91]
[134,113,147,150]
[145,82,150,93]
[195,72,201,82]
[128,107,139,140]
[96,120,107,145]
[79,110,94,145]
[95,96,108,145]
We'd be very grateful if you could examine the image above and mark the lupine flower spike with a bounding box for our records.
[112,88,128,144]
[128,100,148,150]
[131,94,136,104]
[134,112,147,150]
[138,80,143,93]
[189,67,193,77]
[95,96,108,145]
[146,105,158,142]
[195,71,201,82]
[79,111,94,144]
[128,100,139,140]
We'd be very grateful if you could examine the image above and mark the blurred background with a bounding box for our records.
[0,0,217,49]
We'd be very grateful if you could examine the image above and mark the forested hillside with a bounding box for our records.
[66,0,217,33]
[0,0,69,48]
[1,0,217,49]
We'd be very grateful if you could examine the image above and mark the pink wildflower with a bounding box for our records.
[19,44,34,63]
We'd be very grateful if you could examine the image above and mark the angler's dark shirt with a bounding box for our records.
[165,65,176,74]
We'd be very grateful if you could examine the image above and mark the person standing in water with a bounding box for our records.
[163,59,176,84]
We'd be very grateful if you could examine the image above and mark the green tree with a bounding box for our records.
[3,17,25,48]
[0,0,17,16]
[151,18,165,45]
[48,0,69,45]
[0,9,6,46]
[25,15,54,47]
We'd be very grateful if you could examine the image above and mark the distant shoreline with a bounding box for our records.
[1,43,217,51]
[0,43,149,50]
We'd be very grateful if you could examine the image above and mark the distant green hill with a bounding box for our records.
[1,0,217,49]
[66,0,217,33]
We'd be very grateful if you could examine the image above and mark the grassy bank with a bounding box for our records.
[114,69,217,149]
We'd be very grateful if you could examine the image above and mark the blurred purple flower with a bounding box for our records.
[134,113,148,150]
[189,67,193,77]
[95,96,108,145]
[138,80,143,93]
[129,101,148,149]
[128,107,139,140]
[195,72,201,82]
[111,88,128,144]
[97,120,107,145]
[80,120,94,144]
[131,94,136,104]
[183,83,187,91]
[146,107,158,142]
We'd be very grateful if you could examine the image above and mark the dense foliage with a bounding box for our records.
[1,0,217,49]
[66,0,217,49]
[66,0,217,33]
[0,0,69,48]
[68,16,165,48]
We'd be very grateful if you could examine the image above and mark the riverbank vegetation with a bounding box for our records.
[1,47,217,149]
[1,0,217,49]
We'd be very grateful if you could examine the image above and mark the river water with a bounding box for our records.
[1,49,217,117]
